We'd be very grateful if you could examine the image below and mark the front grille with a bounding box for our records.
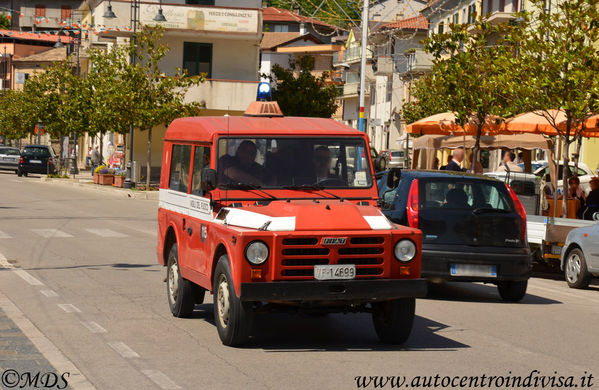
[279,236,386,280]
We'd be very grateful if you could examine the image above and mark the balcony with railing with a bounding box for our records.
[334,43,373,66]
[396,50,433,75]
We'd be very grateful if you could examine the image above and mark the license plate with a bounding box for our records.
[314,264,356,280]
[450,264,497,278]
[30,160,41,164]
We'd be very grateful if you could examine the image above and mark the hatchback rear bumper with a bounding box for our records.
[19,164,54,174]
[240,279,427,302]
[0,163,18,170]
[422,245,531,282]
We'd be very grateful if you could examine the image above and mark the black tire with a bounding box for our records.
[166,244,201,318]
[23,172,28,177]
[497,280,528,302]
[213,255,254,346]
[564,248,592,289]
[17,169,22,177]
[371,298,415,344]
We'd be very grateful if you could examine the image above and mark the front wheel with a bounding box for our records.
[166,244,203,318]
[213,255,254,346]
[497,280,528,302]
[564,248,591,289]
[371,298,415,344]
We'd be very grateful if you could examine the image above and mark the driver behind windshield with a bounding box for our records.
[313,146,338,183]
[218,140,265,186]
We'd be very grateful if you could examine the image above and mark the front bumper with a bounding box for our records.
[422,245,532,282]
[240,278,427,302]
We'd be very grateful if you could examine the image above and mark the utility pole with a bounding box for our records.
[123,0,139,189]
[70,24,81,177]
[358,0,369,135]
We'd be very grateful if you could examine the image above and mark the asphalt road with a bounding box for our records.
[0,172,598,390]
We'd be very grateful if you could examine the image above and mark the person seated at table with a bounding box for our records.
[581,177,599,220]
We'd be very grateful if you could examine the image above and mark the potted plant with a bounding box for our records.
[98,167,115,185]
[113,170,126,188]
[93,165,105,184]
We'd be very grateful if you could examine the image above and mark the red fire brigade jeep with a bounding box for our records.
[157,98,426,346]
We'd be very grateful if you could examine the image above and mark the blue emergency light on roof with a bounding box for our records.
[256,82,272,101]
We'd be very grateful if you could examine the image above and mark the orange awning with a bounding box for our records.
[406,112,505,136]
[506,110,599,138]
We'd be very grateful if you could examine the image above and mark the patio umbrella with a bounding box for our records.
[406,112,505,136]
[504,109,566,135]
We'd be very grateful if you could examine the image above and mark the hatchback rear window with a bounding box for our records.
[421,180,513,211]
[23,147,51,157]
[391,151,404,157]
[0,148,20,156]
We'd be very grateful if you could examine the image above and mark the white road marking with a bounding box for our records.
[528,283,599,304]
[0,252,45,285]
[32,229,74,238]
[40,289,59,297]
[0,230,11,238]
[141,370,181,390]
[58,303,81,313]
[107,341,140,358]
[80,321,107,334]
[0,290,97,390]
[85,228,128,238]
[14,269,44,286]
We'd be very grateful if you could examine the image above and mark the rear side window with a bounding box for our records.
[421,180,513,211]
[169,145,192,193]
[23,147,50,157]
[0,148,20,155]
[190,146,211,196]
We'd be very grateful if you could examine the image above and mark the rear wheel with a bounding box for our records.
[497,280,528,302]
[213,255,254,346]
[371,298,415,344]
[564,248,591,289]
[166,244,202,318]
[17,169,22,177]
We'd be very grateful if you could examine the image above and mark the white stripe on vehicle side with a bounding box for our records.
[364,215,392,230]
[158,188,214,222]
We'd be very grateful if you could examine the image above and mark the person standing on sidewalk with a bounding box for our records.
[90,146,102,176]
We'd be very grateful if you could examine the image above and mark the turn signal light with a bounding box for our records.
[250,268,262,280]
[399,266,411,276]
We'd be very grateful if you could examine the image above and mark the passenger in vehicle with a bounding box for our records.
[218,140,265,186]
[313,146,339,183]
[444,188,469,208]
[581,177,599,220]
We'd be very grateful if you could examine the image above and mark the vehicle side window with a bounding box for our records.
[190,146,211,196]
[169,144,192,193]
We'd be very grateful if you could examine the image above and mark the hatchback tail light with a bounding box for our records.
[505,183,527,242]
[19,157,24,164]
[407,179,419,228]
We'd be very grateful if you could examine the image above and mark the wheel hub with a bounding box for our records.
[217,274,230,328]
[168,261,179,303]
[566,254,581,284]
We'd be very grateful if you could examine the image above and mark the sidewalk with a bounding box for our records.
[37,175,159,201]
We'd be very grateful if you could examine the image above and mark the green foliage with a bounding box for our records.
[265,0,359,28]
[0,13,10,29]
[401,74,448,125]
[269,56,339,118]
[0,90,38,140]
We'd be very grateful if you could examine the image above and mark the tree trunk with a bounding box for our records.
[146,127,152,190]
[561,117,572,218]
[99,132,104,165]
[573,135,582,178]
[471,122,483,173]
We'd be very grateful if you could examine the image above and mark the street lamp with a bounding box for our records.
[54,34,64,48]
[106,0,166,188]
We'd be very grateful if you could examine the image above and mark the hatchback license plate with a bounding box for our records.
[314,264,356,280]
[450,264,497,278]
[30,160,41,164]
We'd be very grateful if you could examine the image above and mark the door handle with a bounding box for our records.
[187,227,192,236]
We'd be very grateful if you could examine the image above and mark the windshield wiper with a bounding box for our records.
[282,184,342,200]
[219,183,278,200]
[472,207,510,215]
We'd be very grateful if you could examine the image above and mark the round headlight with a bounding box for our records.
[245,241,269,265]
[394,239,416,262]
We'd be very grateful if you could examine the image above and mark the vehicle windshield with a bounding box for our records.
[217,137,373,189]
[421,179,513,212]
[0,148,20,156]
[23,147,51,157]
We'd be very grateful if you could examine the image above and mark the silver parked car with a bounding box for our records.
[388,150,406,168]
[0,146,20,174]
[561,214,599,289]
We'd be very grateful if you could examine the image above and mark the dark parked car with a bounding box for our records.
[18,145,57,177]
[378,169,532,302]
[0,146,21,174]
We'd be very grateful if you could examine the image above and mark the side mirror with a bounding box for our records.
[593,212,599,221]
[387,168,401,189]
[202,168,217,192]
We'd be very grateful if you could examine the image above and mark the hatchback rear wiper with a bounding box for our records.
[472,207,510,215]
[219,183,278,200]
[282,184,342,200]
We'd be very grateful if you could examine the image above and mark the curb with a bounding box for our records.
[38,177,159,200]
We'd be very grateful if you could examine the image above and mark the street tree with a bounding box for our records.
[268,55,339,118]
[508,0,599,217]
[423,18,519,171]
[401,73,449,126]
[0,90,37,141]
[0,13,10,29]
[131,26,204,189]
